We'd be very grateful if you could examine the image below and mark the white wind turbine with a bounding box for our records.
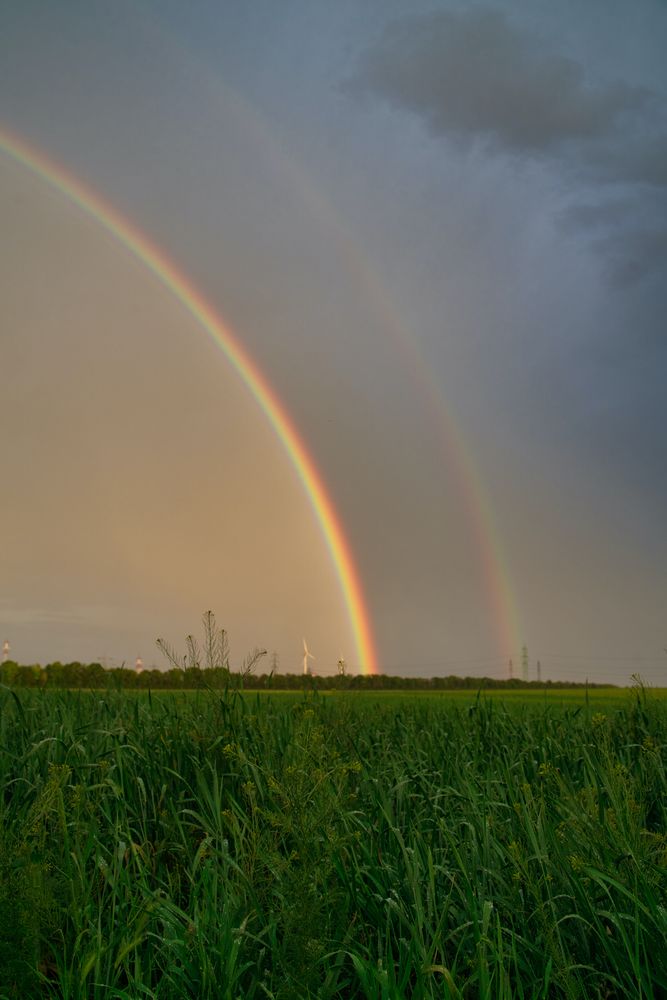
[302,637,315,675]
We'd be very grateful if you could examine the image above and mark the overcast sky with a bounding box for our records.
[1,0,665,682]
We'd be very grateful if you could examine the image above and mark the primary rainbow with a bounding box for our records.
[0,126,379,675]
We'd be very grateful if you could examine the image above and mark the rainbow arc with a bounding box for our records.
[0,127,379,675]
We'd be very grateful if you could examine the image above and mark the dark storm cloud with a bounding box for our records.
[352,8,646,155]
[353,7,667,284]
[560,194,667,286]
[582,128,667,190]
[593,225,667,287]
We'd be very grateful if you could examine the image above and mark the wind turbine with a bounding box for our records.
[302,637,315,675]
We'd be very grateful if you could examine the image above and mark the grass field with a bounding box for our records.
[0,684,665,998]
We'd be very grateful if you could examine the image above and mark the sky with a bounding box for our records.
[1,0,666,683]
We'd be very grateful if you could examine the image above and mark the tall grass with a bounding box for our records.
[0,685,665,998]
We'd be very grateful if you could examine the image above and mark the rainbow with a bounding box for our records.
[0,126,379,675]
[350,267,524,661]
[209,94,524,661]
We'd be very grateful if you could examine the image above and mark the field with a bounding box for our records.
[0,685,665,998]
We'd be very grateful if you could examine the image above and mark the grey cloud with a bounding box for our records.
[350,6,665,288]
[559,200,638,232]
[597,226,667,287]
[590,132,667,190]
[559,196,667,285]
[353,8,647,155]
[561,187,664,282]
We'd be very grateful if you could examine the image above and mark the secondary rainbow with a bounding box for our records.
[350,266,524,661]
[217,95,524,661]
[0,126,379,675]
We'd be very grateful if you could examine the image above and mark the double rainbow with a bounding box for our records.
[0,127,379,675]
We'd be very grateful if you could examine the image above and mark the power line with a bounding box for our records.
[541,652,665,663]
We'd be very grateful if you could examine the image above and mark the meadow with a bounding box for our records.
[0,684,665,998]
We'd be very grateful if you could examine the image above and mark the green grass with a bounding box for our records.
[0,685,665,997]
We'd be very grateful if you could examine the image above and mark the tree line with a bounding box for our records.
[0,660,608,690]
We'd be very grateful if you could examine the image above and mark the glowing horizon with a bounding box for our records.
[0,126,380,675]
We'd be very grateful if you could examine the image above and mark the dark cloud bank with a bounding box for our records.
[354,8,645,152]
[352,6,667,283]
[349,4,667,538]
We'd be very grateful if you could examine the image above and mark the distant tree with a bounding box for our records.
[0,660,19,686]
